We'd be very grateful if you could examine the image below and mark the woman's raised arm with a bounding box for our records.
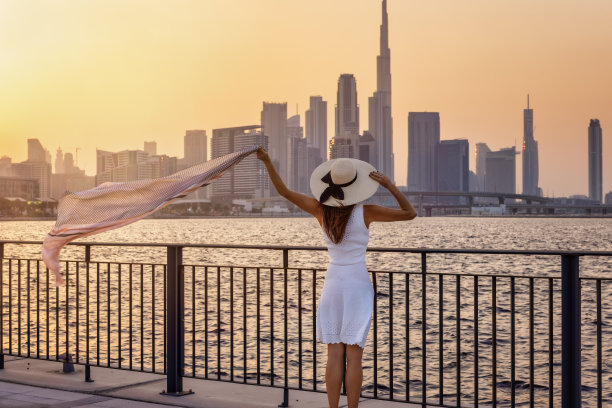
[256,147,321,218]
[364,171,417,227]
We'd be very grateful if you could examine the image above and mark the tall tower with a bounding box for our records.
[522,95,539,196]
[184,130,207,167]
[368,0,393,180]
[588,119,603,202]
[305,96,328,161]
[407,112,440,192]
[261,102,289,185]
[334,74,360,158]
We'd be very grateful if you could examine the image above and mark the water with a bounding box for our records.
[1,217,611,406]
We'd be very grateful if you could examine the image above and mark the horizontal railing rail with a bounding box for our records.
[1,240,611,407]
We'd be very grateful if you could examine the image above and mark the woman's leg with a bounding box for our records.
[345,344,364,408]
[326,343,345,408]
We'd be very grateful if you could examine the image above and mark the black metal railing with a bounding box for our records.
[0,240,611,407]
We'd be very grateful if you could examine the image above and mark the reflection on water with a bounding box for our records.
[1,217,611,406]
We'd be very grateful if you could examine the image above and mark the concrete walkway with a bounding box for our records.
[0,355,419,407]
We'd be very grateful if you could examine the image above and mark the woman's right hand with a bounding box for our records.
[369,171,393,189]
[256,147,271,163]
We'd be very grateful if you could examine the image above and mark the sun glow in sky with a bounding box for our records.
[1,0,611,196]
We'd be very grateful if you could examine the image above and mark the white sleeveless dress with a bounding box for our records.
[316,203,374,348]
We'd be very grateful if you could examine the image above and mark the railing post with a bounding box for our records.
[0,243,3,370]
[278,248,289,408]
[162,245,192,396]
[561,254,581,407]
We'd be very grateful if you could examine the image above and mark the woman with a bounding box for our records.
[256,147,417,408]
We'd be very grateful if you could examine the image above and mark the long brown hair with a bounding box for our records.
[321,204,355,244]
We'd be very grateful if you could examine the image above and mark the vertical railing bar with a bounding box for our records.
[18,259,21,357]
[27,260,31,358]
[492,276,497,408]
[107,263,111,368]
[389,272,394,400]
[66,261,69,363]
[76,260,79,363]
[140,265,144,372]
[548,278,553,408]
[256,267,260,385]
[406,271,410,402]
[283,252,289,396]
[56,272,59,361]
[298,268,303,389]
[596,279,602,408]
[281,250,289,407]
[529,277,534,407]
[456,275,461,407]
[372,272,378,398]
[421,252,427,405]
[270,267,275,387]
[217,266,221,380]
[313,269,317,391]
[129,264,133,370]
[231,266,235,382]
[46,263,49,359]
[192,266,196,378]
[439,274,443,406]
[37,261,40,359]
[96,263,100,366]
[243,267,247,384]
[86,259,90,366]
[474,275,479,408]
[373,271,378,398]
[117,263,122,368]
[9,260,12,356]
[152,264,156,373]
[511,276,515,407]
[205,266,208,379]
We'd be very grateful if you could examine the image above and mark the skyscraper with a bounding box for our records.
[588,119,603,202]
[522,95,539,196]
[475,143,491,192]
[55,148,64,174]
[287,114,308,193]
[211,125,269,200]
[305,96,328,162]
[368,0,393,180]
[261,102,289,185]
[184,130,207,167]
[438,139,469,195]
[334,74,359,158]
[408,112,440,191]
[485,147,517,194]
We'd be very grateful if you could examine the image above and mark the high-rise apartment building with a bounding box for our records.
[305,96,327,162]
[522,96,539,196]
[368,0,393,180]
[485,147,517,194]
[438,139,469,196]
[407,112,440,191]
[287,114,309,193]
[334,74,360,158]
[588,119,603,202]
[183,130,207,167]
[144,141,157,156]
[261,102,289,185]
[211,125,269,201]
[475,143,491,192]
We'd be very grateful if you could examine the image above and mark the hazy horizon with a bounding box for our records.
[1,0,611,197]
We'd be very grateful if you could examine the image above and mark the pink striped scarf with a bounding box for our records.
[42,145,259,286]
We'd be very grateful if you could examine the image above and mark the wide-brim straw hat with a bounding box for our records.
[310,158,379,207]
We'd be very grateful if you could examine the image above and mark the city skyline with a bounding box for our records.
[1,0,611,196]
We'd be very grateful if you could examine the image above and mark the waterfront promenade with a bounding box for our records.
[0,355,415,407]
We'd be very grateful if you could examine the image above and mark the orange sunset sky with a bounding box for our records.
[1,0,610,197]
